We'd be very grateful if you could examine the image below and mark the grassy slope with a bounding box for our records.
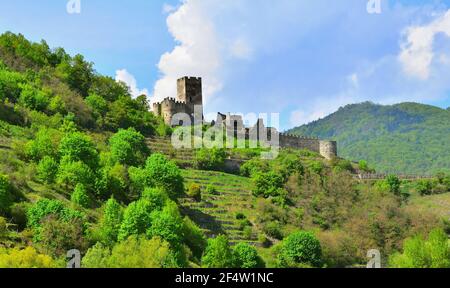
[288,102,450,175]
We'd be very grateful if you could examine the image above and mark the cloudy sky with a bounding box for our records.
[1,0,450,130]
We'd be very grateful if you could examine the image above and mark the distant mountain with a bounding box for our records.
[288,102,450,175]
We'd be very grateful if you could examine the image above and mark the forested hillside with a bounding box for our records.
[1,33,450,269]
[289,102,450,175]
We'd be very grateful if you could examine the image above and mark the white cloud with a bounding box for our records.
[152,0,223,104]
[399,10,450,80]
[115,69,149,98]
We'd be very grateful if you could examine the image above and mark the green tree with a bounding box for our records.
[26,128,61,161]
[144,154,184,199]
[194,148,226,171]
[36,156,58,184]
[389,229,450,268]
[0,175,12,214]
[58,132,99,169]
[252,172,284,198]
[232,243,265,268]
[386,175,401,196]
[82,236,179,268]
[99,198,123,245]
[56,157,95,189]
[109,128,149,166]
[277,231,322,268]
[118,199,154,241]
[182,217,207,260]
[0,247,57,268]
[147,202,184,246]
[17,83,50,111]
[201,235,234,268]
[71,183,90,208]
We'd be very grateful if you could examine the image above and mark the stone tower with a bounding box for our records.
[177,77,202,114]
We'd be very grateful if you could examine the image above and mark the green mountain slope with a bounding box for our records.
[288,102,450,175]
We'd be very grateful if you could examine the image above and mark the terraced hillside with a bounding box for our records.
[146,137,195,168]
[180,169,261,246]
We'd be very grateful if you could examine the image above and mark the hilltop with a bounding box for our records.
[288,102,450,175]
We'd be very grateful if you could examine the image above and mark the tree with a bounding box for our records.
[109,128,149,166]
[56,157,95,189]
[277,231,322,268]
[36,156,58,184]
[147,202,184,246]
[99,198,123,245]
[201,235,234,268]
[144,154,184,199]
[17,83,50,111]
[26,128,61,161]
[232,243,265,268]
[389,229,450,268]
[71,183,90,208]
[82,236,178,268]
[58,132,99,169]
[182,217,206,260]
[118,199,154,241]
[0,174,12,214]
[0,247,57,268]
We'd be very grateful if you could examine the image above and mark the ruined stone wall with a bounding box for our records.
[319,141,338,160]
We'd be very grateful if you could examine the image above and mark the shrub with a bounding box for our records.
[26,128,61,161]
[0,174,12,214]
[232,243,265,268]
[252,172,284,198]
[187,183,202,201]
[36,156,58,184]
[39,215,88,257]
[277,231,322,268]
[201,235,234,268]
[0,247,57,268]
[109,128,149,166]
[385,175,401,196]
[235,212,246,220]
[26,199,84,231]
[71,183,90,208]
[56,158,95,189]
[182,217,206,259]
[205,185,218,195]
[194,148,226,171]
[415,180,434,196]
[389,229,450,268]
[240,158,270,177]
[263,221,283,240]
[18,83,50,111]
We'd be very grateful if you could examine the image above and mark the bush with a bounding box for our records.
[194,148,226,171]
[147,203,184,246]
[240,158,270,177]
[205,185,218,195]
[0,174,12,214]
[109,128,149,166]
[26,128,61,161]
[0,247,57,268]
[386,175,401,196]
[39,215,88,257]
[389,229,450,268]
[36,156,58,184]
[18,83,50,111]
[56,158,95,189]
[263,221,283,240]
[277,231,322,268]
[201,235,234,268]
[71,183,90,208]
[182,217,207,259]
[415,180,434,196]
[144,154,184,199]
[252,172,284,198]
[187,183,202,201]
[232,243,265,268]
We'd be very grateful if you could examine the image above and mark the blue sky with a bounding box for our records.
[1,0,450,130]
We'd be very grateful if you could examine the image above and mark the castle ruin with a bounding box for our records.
[152,77,338,159]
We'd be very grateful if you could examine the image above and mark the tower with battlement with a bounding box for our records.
[153,77,203,126]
